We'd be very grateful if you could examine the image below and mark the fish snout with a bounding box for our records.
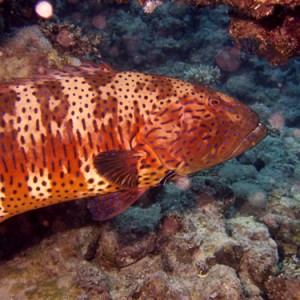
[248,122,268,144]
[233,122,268,157]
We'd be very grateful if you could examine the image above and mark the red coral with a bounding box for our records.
[56,29,75,48]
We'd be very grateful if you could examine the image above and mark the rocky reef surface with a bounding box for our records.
[0,173,299,299]
[0,1,299,299]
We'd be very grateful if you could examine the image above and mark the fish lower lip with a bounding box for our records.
[233,123,268,157]
[248,122,268,144]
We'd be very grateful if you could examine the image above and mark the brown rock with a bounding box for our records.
[194,264,243,300]
[266,275,300,300]
[96,224,157,268]
[131,271,191,300]
[160,214,182,236]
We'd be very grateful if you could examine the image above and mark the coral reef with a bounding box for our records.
[2,0,299,65]
[0,1,299,299]
[107,0,300,65]
[229,14,300,65]
[39,21,102,58]
[92,2,230,74]
[175,0,300,64]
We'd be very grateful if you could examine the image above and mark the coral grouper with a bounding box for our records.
[0,60,267,222]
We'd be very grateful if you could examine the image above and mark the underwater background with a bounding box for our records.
[0,0,299,299]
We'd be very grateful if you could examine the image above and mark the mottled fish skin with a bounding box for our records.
[0,61,267,222]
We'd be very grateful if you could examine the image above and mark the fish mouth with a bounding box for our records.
[231,122,268,157]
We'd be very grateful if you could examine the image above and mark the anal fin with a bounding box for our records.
[87,189,145,221]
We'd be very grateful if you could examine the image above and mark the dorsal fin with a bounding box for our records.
[59,59,116,75]
[80,59,116,72]
[1,59,116,87]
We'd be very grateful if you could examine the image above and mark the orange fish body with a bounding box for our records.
[0,61,267,222]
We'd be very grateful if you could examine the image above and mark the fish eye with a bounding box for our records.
[208,97,221,108]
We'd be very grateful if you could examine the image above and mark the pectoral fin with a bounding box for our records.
[87,189,145,221]
[93,150,144,189]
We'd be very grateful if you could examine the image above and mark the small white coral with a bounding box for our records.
[184,64,221,86]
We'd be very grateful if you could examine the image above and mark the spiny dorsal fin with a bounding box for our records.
[1,59,116,86]
[59,59,116,75]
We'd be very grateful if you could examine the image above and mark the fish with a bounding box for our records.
[0,60,267,223]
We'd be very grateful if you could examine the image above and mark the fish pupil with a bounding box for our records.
[208,97,221,108]
[211,99,219,105]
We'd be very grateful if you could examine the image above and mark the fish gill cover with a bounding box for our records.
[0,0,299,299]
